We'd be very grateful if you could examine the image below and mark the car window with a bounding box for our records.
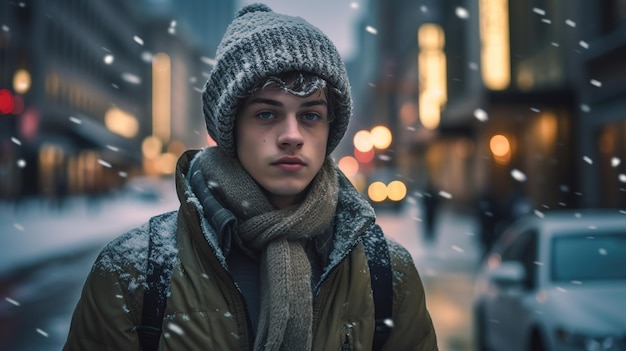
[501,229,538,289]
[551,232,626,282]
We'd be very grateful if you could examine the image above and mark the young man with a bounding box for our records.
[64,4,437,350]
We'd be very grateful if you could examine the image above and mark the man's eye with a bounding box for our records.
[257,111,275,120]
[302,112,321,121]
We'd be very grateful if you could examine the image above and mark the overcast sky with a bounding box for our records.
[237,0,365,60]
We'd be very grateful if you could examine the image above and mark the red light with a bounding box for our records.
[0,89,15,114]
[354,147,375,163]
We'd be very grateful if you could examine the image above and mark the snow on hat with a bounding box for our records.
[201,3,352,157]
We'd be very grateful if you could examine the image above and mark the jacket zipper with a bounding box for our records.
[341,322,355,351]
[313,218,375,348]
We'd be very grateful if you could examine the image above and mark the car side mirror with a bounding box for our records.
[487,261,526,289]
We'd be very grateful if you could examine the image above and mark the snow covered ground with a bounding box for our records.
[0,177,179,276]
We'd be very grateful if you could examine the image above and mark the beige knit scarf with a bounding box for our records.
[197,147,338,351]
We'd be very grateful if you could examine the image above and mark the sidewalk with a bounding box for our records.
[376,200,482,351]
[0,177,179,276]
[377,200,482,273]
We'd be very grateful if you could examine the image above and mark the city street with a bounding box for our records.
[0,182,481,351]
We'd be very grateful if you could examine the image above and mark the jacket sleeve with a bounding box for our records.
[63,247,144,351]
[383,239,438,351]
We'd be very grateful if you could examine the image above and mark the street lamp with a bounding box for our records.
[370,125,392,150]
[490,134,511,164]
[13,69,31,94]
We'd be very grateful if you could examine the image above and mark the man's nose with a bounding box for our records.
[277,115,304,148]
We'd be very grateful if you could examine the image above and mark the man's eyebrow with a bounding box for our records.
[246,98,328,108]
[247,98,282,107]
[300,99,328,108]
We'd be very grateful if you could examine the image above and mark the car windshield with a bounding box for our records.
[552,232,626,282]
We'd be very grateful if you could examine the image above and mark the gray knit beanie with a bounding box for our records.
[202,3,352,157]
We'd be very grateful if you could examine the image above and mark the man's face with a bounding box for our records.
[236,86,330,209]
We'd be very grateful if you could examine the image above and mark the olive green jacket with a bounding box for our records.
[64,150,437,350]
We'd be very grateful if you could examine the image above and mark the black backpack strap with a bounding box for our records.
[136,216,172,351]
[363,225,393,351]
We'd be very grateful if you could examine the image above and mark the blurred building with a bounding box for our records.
[0,0,234,200]
[577,1,626,208]
[349,0,626,211]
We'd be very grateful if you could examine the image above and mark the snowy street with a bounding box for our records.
[0,181,481,351]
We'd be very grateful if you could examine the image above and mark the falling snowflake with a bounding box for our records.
[511,169,527,182]
[141,51,154,63]
[612,157,621,167]
[103,54,114,64]
[122,73,141,84]
[16,159,26,168]
[583,156,593,165]
[590,79,602,87]
[169,20,177,34]
[11,137,21,145]
[579,40,589,49]
[167,322,184,335]
[5,297,20,306]
[98,159,112,168]
[133,35,144,45]
[365,26,377,35]
[69,116,82,124]
[473,108,488,122]
[532,7,546,15]
[438,190,452,199]
[201,56,216,66]
[455,7,469,19]
[36,329,49,337]
[565,19,576,27]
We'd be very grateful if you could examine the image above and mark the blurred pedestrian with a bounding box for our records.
[476,189,501,255]
[421,182,440,242]
[64,4,437,351]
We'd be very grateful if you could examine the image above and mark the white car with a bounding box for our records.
[472,209,626,351]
